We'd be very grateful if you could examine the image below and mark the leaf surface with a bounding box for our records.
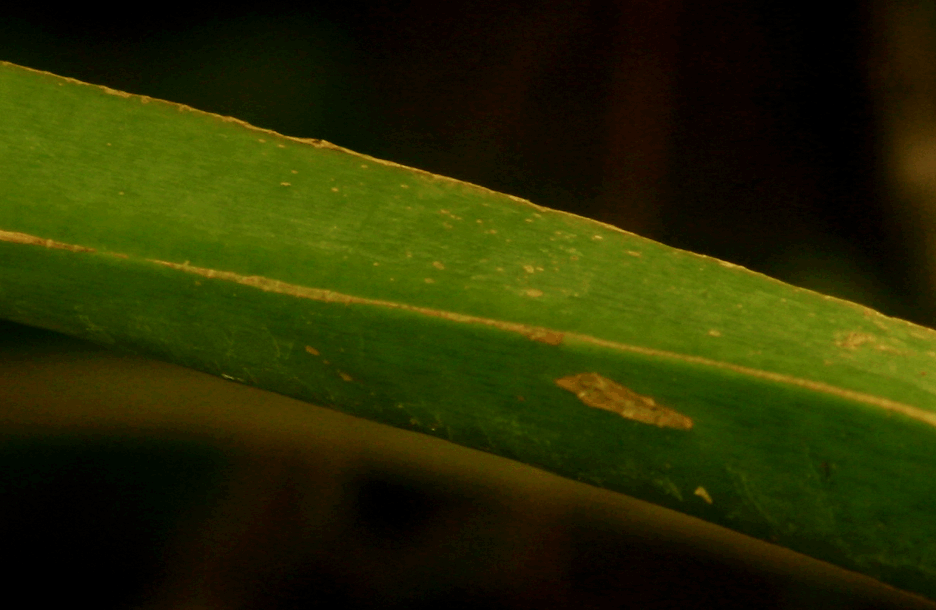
[2,61,936,600]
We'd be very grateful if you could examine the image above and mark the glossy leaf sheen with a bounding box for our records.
[2,61,936,600]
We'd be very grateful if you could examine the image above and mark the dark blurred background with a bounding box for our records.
[4,2,936,608]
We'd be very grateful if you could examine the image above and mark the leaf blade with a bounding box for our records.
[3,60,936,600]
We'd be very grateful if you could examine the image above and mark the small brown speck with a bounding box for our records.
[339,371,353,382]
[425,278,435,284]
[305,346,320,356]
[433,261,445,270]
[525,288,544,298]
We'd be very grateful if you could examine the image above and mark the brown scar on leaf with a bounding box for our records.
[694,486,713,504]
[526,329,564,345]
[555,373,693,430]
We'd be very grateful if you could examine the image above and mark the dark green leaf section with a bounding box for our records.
[2,61,936,599]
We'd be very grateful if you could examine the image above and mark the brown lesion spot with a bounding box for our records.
[694,486,713,504]
[526,329,564,345]
[555,373,693,430]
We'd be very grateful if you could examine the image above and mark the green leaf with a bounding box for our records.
[2,60,936,601]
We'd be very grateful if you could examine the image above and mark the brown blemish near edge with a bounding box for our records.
[6,226,936,430]
[1,61,566,219]
[837,331,875,350]
[556,373,693,430]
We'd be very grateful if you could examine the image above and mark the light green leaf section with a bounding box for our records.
[2,61,936,600]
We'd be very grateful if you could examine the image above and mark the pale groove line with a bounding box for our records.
[0,229,96,253]
[151,259,936,429]
[578,336,936,428]
[2,227,934,428]
[147,259,565,346]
